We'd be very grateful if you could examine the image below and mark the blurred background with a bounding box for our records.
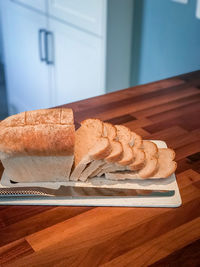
[0,0,200,119]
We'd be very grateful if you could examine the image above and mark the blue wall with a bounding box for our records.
[131,0,200,85]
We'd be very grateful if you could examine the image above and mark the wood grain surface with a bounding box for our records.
[0,71,200,266]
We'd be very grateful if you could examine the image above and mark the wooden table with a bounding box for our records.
[0,71,200,266]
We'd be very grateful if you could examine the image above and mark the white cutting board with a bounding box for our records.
[0,141,182,207]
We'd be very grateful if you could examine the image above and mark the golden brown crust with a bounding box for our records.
[115,125,134,166]
[103,122,117,140]
[131,132,143,148]
[81,118,103,128]
[92,138,112,160]
[0,112,25,127]
[26,109,61,125]
[0,108,74,127]
[105,146,177,180]
[143,140,158,155]
[0,108,74,156]
[74,119,112,167]
[139,158,158,178]
[118,146,134,166]
[152,148,177,178]
[106,141,123,162]
[74,119,104,165]
[103,123,123,162]
[60,108,74,125]
[129,147,145,170]
[130,141,158,170]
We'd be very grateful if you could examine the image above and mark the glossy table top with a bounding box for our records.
[0,71,200,266]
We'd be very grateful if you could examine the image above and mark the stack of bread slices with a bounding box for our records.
[0,109,177,183]
[70,118,177,182]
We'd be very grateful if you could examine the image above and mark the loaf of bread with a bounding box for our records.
[0,108,75,182]
[0,109,177,183]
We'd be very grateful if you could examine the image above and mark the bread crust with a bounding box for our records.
[0,108,74,157]
[103,123,123,162]
[106,147,177,180]
[129,147,146,170]
[152,148,177,178]
[115,125,134,165]
[74,118,107,166]
[105,141,123,162]
[91,138,112,160]
[70,118,112,181]
[129,140,157,171]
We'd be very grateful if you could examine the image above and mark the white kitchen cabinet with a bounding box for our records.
[50,19,104,105]
[0,0,133,114]
[48,0,106,36]
[11,0,47,13]
[1,1,51,114]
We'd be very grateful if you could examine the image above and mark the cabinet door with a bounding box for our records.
[1,1,51,114]
[11,0,47,13]
[48,0,106,36]
[49,19,105,105]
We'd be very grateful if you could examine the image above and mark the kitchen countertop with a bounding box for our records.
[0,71,200,266]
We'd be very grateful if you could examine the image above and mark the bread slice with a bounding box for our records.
[105,140,158,180]
[90,125,133,177]
[78,122,123,181]
[152,148,177,178]
[94,127,144,177]
[105,145,176,180]
[128,140,156,172]
[131,132,143,148]
[104,123,123,162]
[116,125,134,165]
[135,140,158,178]
[70,119,111,181]
[128,132,145,171]
[0,108,75,182]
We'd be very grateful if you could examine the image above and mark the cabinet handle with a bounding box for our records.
[45,31,54,65]
[38,29,46,62]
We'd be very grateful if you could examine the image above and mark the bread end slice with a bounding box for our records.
[152,148,177,178]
